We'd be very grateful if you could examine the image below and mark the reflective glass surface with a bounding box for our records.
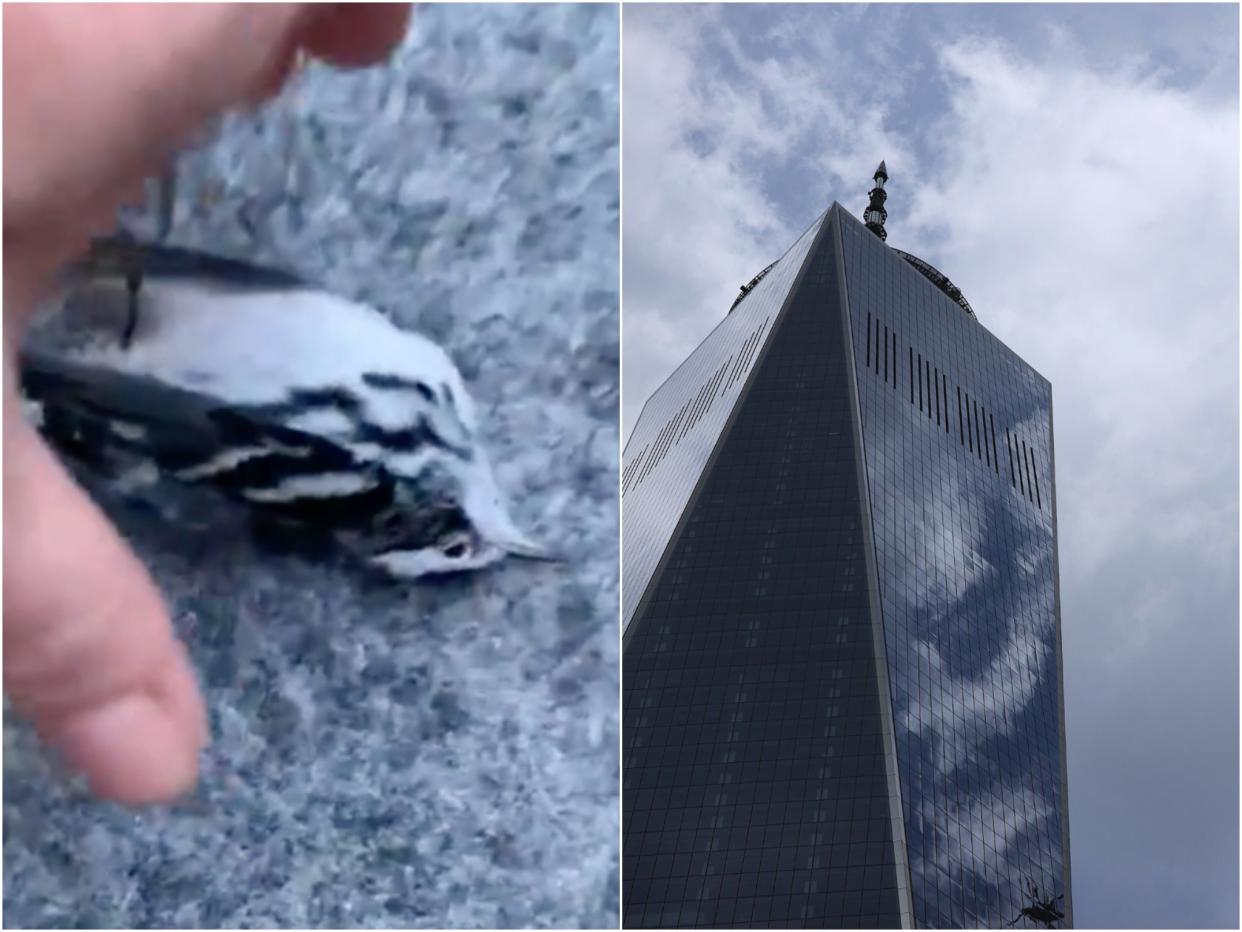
[622,211,827,631]
[623,216,903,929]
[623,202,1070,929]
[838,209,1070,928]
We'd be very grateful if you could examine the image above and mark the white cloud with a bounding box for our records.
[901,35,1239,636]
[621,6,912,439]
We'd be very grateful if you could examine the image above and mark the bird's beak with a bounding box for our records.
[465,465,562,563]
[495,533,562,563]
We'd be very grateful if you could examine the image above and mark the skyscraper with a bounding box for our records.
[622,166,1071,929]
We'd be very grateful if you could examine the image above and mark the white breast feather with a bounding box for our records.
[49,276,544,562]
[71,280,480,456]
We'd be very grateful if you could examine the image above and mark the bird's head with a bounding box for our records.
[352,459,555,579]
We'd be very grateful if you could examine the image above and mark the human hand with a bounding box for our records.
[2,3,411,804]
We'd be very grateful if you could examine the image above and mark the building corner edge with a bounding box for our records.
[828,202,917,929]
[1048,389,1074,927]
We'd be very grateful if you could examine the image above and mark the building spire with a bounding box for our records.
[864,160,889,242]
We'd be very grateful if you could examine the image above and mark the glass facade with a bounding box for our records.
[623,202,1070,929]
[839,211,1069,928]
[622,211,826,631]
[623,212,905,929]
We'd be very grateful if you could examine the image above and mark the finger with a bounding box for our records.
[302,3,413,68]
[43,641,209,804]
[3,407,206,805]
[4,5,289,232]
[242,4,413,107]
[3,4,411,238]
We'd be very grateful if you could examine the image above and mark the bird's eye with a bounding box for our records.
[439,532,473,559]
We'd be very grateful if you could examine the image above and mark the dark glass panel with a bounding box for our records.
[623,213,901,928]
[622,214,827,630]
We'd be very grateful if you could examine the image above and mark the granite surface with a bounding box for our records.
[2,5,619,928]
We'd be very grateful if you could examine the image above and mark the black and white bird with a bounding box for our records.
[20,235,551,579]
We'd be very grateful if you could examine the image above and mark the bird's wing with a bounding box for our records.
[19,348,399,530]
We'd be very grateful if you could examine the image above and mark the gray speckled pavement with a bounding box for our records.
[2,5,619,928]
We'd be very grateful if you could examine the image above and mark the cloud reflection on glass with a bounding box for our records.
[841,215,1068,928]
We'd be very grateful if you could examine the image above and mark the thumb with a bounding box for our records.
[3,397,207,805]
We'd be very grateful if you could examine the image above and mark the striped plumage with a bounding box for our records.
[21,237,548,578]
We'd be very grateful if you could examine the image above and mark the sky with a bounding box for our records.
[622,4,1239,928]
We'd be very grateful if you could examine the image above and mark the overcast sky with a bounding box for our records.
[622,4,1239,927]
